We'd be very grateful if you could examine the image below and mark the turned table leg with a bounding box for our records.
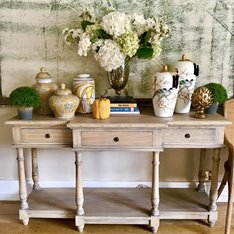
[208,148,221,227]
[150,151,160,233]
[16,148,29,225]
[31,148,41,191]
[75,151,85,232]
[224,146,234,234]
[197,149,208,192]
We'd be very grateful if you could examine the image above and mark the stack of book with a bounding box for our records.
[110,102,140,115]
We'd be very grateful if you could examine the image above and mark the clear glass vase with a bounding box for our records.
[107,57,130,96]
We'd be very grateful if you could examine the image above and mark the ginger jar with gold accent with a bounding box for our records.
[152,65,180,117]
[49,83,80,119]
[174,54,199,114]
[34,67,58,115]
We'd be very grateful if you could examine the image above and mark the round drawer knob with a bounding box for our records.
[45,133,51,139]
[185,133,190,139]
[113,137,119,142]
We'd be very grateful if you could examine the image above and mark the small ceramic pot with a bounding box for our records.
[49,83,80,119]
[34,67,58,115]
[152,65,180,118]
[205,102,219,114]
[174,55,198,114]
[17,107,33,120]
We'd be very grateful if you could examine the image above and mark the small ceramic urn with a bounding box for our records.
[174,54,199,114]
[152,65,180,118]
[34,67,58,115]
[73,73,95,113]
[49,83,80,119]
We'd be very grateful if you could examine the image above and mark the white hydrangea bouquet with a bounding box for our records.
[63,9,170,72]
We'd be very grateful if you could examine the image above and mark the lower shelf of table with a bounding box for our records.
[24,187,211,222]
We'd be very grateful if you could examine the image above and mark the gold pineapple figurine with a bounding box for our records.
[191,86,212,119]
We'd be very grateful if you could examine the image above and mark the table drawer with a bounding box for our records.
[20,128,72,144]
[81,131,153,147]
[163,128,216,147]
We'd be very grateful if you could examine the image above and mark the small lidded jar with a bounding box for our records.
[49,83,80,119]
[34,67,58,115]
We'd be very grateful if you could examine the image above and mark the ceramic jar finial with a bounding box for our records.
[40,67,46,73]
[61,83,65,89]
[162,65,168,72]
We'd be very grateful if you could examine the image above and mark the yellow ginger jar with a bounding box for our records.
[49,83,80,119]
[34,67,58,115]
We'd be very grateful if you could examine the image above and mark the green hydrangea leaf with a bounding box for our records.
[96,29,112,39]
[137,47,154,59]
[81,20,94,30]
[90,29,112,43]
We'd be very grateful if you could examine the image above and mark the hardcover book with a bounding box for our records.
[110,107,138,112]
[110,103,137,108]
[110,107,140,115]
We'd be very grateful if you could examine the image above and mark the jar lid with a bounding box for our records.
[77,73,90,78]
[55,83,72,96]
[35,67,52,79]
[74,73,93,82]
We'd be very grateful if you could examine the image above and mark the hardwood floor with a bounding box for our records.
[0,201,233,234]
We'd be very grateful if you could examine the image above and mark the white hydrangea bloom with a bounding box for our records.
[63,10,170,72]
[152,18,161,33]
[91,39,104,52]
[101,11,131,37]
[150,32,160,45]
[131,13,147,36]
[145,18,156,31]
[77,33,92,56]
[94,40,125,71]
[72,29,84,39]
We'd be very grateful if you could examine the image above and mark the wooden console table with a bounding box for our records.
[6,109,230,232]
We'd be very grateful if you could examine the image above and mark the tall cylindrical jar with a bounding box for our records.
[73,74,95,113]
[152,65,180,118]
[34,67,58,115]
[174,55,199,114]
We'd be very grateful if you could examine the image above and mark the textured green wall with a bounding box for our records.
[0,0,233,98]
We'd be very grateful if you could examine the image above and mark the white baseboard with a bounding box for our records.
[0,180,229,202]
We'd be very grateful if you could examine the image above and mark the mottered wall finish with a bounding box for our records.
[0,0,233,199]
[0,0,233,98]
